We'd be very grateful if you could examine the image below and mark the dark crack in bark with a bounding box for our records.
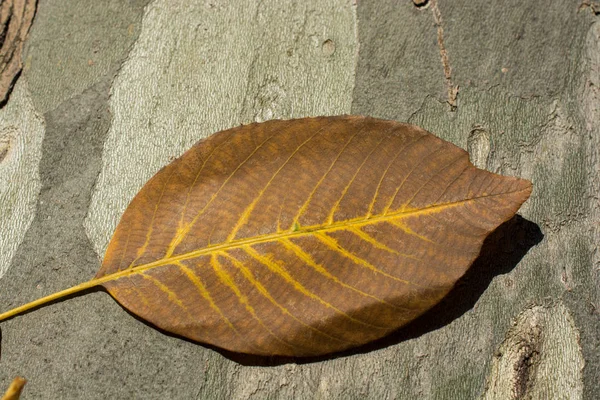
[430,0,458,111]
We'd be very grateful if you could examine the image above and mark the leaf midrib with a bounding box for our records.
[95,188,527,286]
[0,188,527,323]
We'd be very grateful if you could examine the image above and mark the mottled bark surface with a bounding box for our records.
[0,0,598,399]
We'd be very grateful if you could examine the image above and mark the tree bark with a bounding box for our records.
[0,0,597,398]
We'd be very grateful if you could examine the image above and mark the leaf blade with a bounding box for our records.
[97,115,531,356]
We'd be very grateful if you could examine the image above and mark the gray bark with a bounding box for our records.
[0,0,598,399]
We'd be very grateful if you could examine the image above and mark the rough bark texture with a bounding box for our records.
[0,0,598,399]
[0,0,37,106]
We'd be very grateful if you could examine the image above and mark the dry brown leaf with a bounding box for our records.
[0,116,531,356]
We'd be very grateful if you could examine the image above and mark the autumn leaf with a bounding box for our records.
[1,377,26,400]
[0,116,531,357]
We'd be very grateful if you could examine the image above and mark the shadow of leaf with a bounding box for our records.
[0,216,542,365]
[222,215,543,366]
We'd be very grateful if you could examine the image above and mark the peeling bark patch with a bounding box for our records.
[321,39,335,57]
[0,130,13,162]
[0,79,44,279]
[513,341,539,398]
[482,303,584,400]
[0,0,37,106]
[489,309,541,400]
[467,126,491,169]
[579,0,600,15]
[430,0,458,110]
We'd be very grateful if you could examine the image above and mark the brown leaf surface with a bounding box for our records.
[94,115,531,356]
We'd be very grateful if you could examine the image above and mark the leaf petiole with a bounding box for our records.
[0,279,100,322]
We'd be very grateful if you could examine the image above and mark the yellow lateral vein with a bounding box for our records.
[226,122,331,242]
[210,255,297,351]
[290,125,364,229]
[382,142,444,215]
[99,188,529,282]
[366,134,428,218]
[315,232,428,289]
[164,121,291,258]
[432,164,471,204]
[127,276,152,308]
[281,239,406,313]
[387,219,435,244]
[219,251,355,345]
[139,272,189,314]
[244,246,388,330]
[174,133,232,238]
[399,153,466,212]
[129,168,177,268]
[347,226,419,259]
[175,261,261,352]
[117,224,134,271]
[325,133,388,225]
